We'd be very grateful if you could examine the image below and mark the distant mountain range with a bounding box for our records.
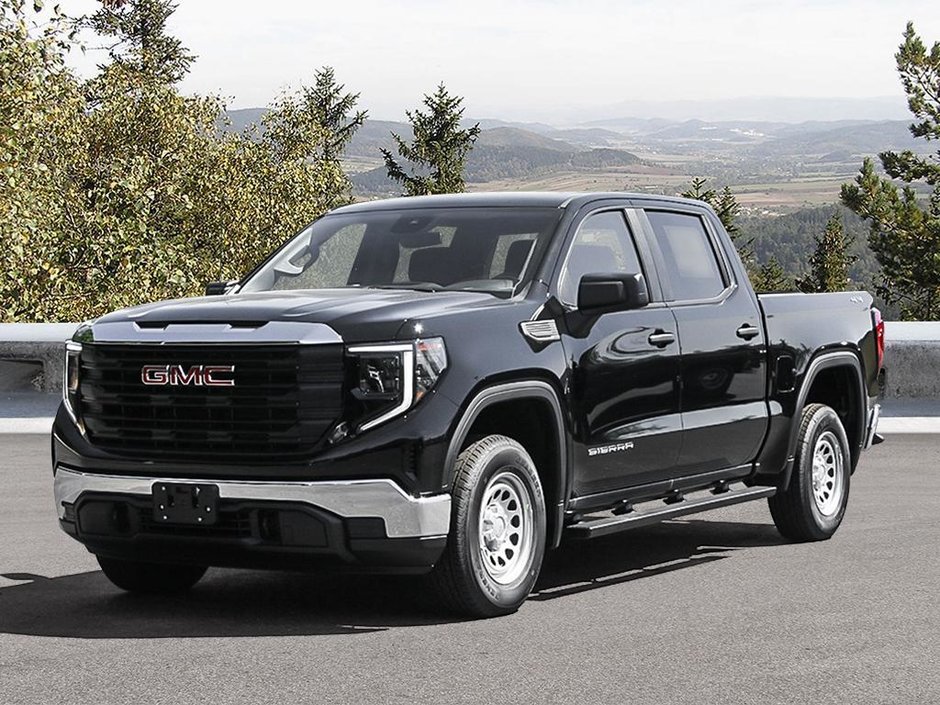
[543,96,910,124]
[222,107,926,197]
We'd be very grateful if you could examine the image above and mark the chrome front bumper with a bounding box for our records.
[53,467,451,539]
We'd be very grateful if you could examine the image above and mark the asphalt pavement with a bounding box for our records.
[0,433,938,704]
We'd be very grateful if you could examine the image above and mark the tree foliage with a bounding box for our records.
[0,0,352,321]
[84,0,194,91]
[796,212,856,293]
[382,83,481,196]
[841,22,940,320]
[751,257,792,294]
[682,177,741,236]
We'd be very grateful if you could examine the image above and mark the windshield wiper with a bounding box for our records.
[370,284,444,293]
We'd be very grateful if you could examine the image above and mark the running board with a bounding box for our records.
[565,484,777,539]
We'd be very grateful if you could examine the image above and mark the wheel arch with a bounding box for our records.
[786,350,866,479]
[444,380,568,549]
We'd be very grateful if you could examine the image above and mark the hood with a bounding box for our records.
[93,288,510,342]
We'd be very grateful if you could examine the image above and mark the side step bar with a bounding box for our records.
[565,484,777,540]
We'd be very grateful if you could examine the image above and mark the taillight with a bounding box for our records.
[872,307,885,371]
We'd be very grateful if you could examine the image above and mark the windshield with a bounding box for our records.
[239,207,562,297]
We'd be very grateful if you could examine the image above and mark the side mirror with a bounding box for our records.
[205,280,238,296]
[578,273,649,312]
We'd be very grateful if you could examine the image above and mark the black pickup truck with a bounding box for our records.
[52,192,885,617]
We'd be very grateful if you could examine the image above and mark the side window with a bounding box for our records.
[646,211,726,301]
[559,211,643,304]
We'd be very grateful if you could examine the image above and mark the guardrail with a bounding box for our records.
[0,321,936,397]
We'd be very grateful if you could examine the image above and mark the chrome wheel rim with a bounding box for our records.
[478,471,534,585]
[811,431,844,517]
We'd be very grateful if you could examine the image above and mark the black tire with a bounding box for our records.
[97,556,207,594]
[769,403,851,542]
[430,435,546,618]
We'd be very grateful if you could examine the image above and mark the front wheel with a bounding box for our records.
[769,403,851,541]
[430,435,546,618]
[97,556,207,594]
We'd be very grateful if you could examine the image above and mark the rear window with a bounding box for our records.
[646,211,726,301]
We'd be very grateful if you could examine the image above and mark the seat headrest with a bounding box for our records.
[408,246,463,285]
[499,239,534,279]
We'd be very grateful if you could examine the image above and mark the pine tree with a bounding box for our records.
[382,83,481,196]
[841,22,940,319]
[84,0,194,89]
[307,66,367,163]
[681,177,756,274]
[796,212,857,293]
[752,257,792,294]
[682,177,740,236]
[261,66,365,206]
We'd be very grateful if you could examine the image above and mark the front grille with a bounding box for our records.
[78,343,344,461]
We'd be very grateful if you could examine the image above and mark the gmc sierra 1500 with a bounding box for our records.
[52,192,884,617]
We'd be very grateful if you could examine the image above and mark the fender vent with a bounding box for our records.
[520,320,560,342]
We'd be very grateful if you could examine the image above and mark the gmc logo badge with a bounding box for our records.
[141,364,235,387]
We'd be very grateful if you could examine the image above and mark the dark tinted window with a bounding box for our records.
[559,211,643,304]
[646,211,726,301]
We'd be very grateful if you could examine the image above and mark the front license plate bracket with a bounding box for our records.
[152,482,219,525]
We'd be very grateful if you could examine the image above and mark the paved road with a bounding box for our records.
[0,435,937,704]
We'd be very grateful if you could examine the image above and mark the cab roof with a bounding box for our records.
[330,191,710,214]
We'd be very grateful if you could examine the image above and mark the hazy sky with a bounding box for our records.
[67,0,940,122]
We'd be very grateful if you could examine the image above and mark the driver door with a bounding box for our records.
[558,209,682,498]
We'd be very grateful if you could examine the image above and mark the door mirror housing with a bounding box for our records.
[204,280,238,296]
[578,273,649,312]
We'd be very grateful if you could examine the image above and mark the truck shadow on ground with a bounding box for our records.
[0,519,786,639]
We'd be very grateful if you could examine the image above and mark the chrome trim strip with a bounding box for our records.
[89,320,343,345]
[62,341,82,427]
[53,467,451,539]
[864,402,881,449]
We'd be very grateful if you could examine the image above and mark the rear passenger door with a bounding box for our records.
[640,207,769,475]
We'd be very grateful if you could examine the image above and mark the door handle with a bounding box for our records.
[648,331,676,348]
[736,324,760,340]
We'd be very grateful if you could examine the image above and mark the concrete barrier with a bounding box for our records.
[0,321,936,397]
[882,322,940,399]
[0,323,78,392]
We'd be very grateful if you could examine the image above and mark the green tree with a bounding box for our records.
[796,212,857,293]
[84,0,194,94]
[309,66,367,162]
[0,0,349,321]
[0,0,86,321]
[752,257,792,294]
[382,83,481,196]
[262,66,365,207]
[680,177,768,282]
[682,177,741,236]
[841,22,940,319]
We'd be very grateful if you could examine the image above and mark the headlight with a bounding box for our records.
[346,338,447,432]
[63,341,84,431]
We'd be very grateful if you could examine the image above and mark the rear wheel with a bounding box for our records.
[769,403,851,541]
[430,435,546,618]
[97,556,207,594]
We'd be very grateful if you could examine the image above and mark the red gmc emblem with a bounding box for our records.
[141,364,235,387]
